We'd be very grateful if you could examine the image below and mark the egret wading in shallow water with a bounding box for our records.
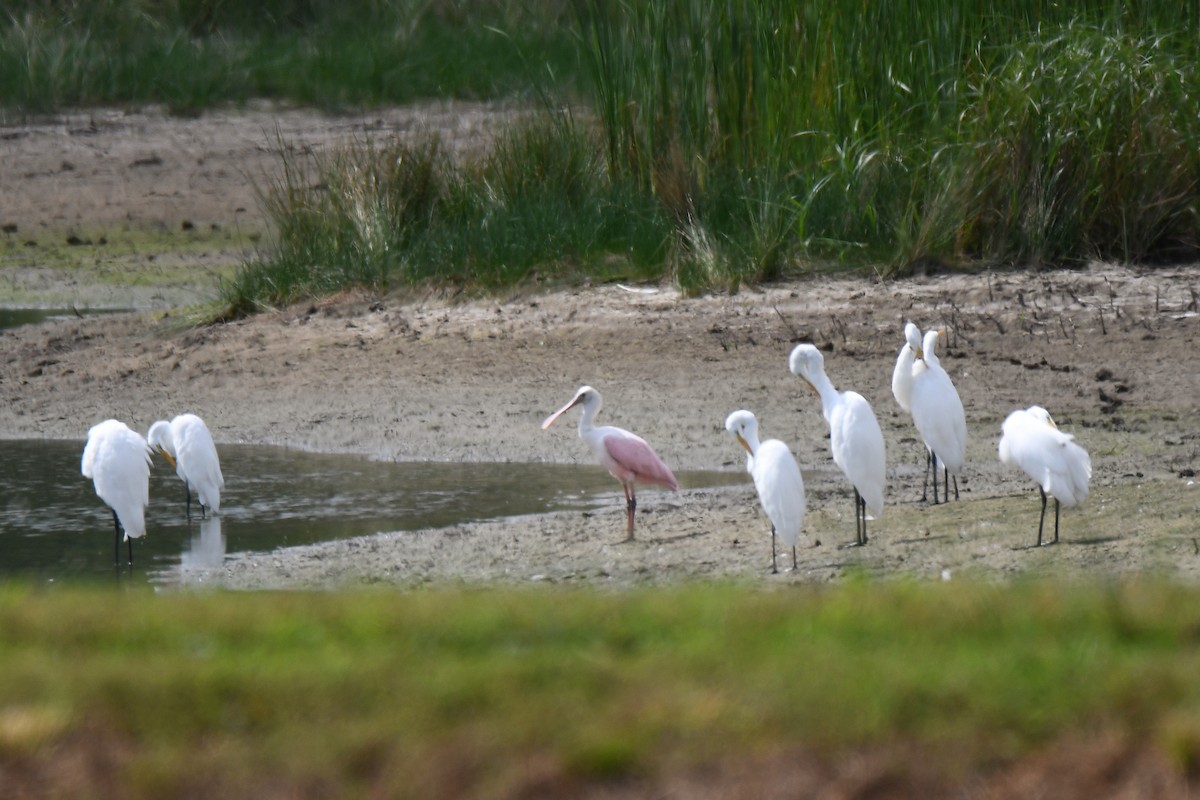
[147,413,224,519]
[724,410,806,573]
[788,344,886,547]
[891,321,934,498]
[81,419,152,565]
[999,405,1091,546]
[910,329,967,504]
[542,385,678,541]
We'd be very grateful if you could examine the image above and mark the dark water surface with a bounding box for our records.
[2,440,742,586]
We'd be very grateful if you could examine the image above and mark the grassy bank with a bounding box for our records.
[218,2,1200,313]
[3,581,1200,796]
[3,2,1198,309]
[0,0,579,115]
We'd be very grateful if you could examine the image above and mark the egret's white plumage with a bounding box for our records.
[724,410,806,572]
[999,405,1092,545]
[892,322,935,499]
[910,329,967,503]
[81,419,152,564]
[788,344,886,546]
[542,386,678,540]
[891,321,924,413]
[147,413,224,517]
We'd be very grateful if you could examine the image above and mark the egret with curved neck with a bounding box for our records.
[789,344,886,547]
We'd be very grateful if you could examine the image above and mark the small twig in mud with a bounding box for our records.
[773,305,800,341]
[1189,286,1198,312]
[979,313,1006,335]
[987,273,994,303]
[1098,308,1107,335]
[833,317,848,346]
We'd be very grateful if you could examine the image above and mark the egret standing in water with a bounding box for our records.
[910,329,967,504]
[788,344,886,546]
[999,405,1091,546]
[724,410,806,572]
[81,419,152,565]
[542,386,678,541]
[147,413,224,519]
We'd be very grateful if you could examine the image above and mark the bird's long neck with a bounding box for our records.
[576,401,598,438]
[809,371,840,421]
[743,430,762,457]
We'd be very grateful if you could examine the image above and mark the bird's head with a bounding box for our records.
[1026,405,1058,429]
[724,409,758,455]
[788,344,823,394]
[904,322,923,352]
[541,385,601,430]
[146,420,177,466]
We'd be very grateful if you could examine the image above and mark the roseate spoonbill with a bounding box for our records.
[724,409,806,572]
[81,419,152,565]
[542,385,678,540]
[788,344,886,547]
[147,413,224,518]
[910,329,967,504]
[999,405,1091,546]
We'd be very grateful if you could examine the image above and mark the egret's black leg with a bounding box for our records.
[951,473,959,501]
[792,545,798,571]
[852,489,861,545]
[1037,486,1048,547]
[1053,498,1060,544]
[921,449,931,501]
[112,510,121,565]
[127,536,134,566]
[860,492,869,545]
[931,452,940,505]
[770,524,778,574]
[184,479,192,521]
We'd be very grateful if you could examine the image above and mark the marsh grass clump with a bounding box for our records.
[947,25,1200,267]
[210,2,1200,310]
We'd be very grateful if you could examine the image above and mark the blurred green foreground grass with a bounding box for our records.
[3,580,1200,796]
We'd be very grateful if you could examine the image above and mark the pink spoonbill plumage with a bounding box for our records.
[542,385,679,540]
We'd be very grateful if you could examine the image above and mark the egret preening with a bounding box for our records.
[998,406,1091,546]
[891,321,934,498]
[542,386,678,540]
[81,419,152,565]
[724,410,806,573]
[910,329,967,504]
[788,344,886,547]
[147,413,224,519]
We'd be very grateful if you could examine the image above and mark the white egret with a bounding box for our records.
[724,410,806,573]
[890,321,923,413]
[910,329,967,504]
[891,321,934,498]
[81,419,152,565]
[999,405,1091,546]
[542,386,678,540]
[788,344,886,546]
[147,413,224,518]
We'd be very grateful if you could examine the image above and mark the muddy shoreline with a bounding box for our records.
[2,107,1198,590]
